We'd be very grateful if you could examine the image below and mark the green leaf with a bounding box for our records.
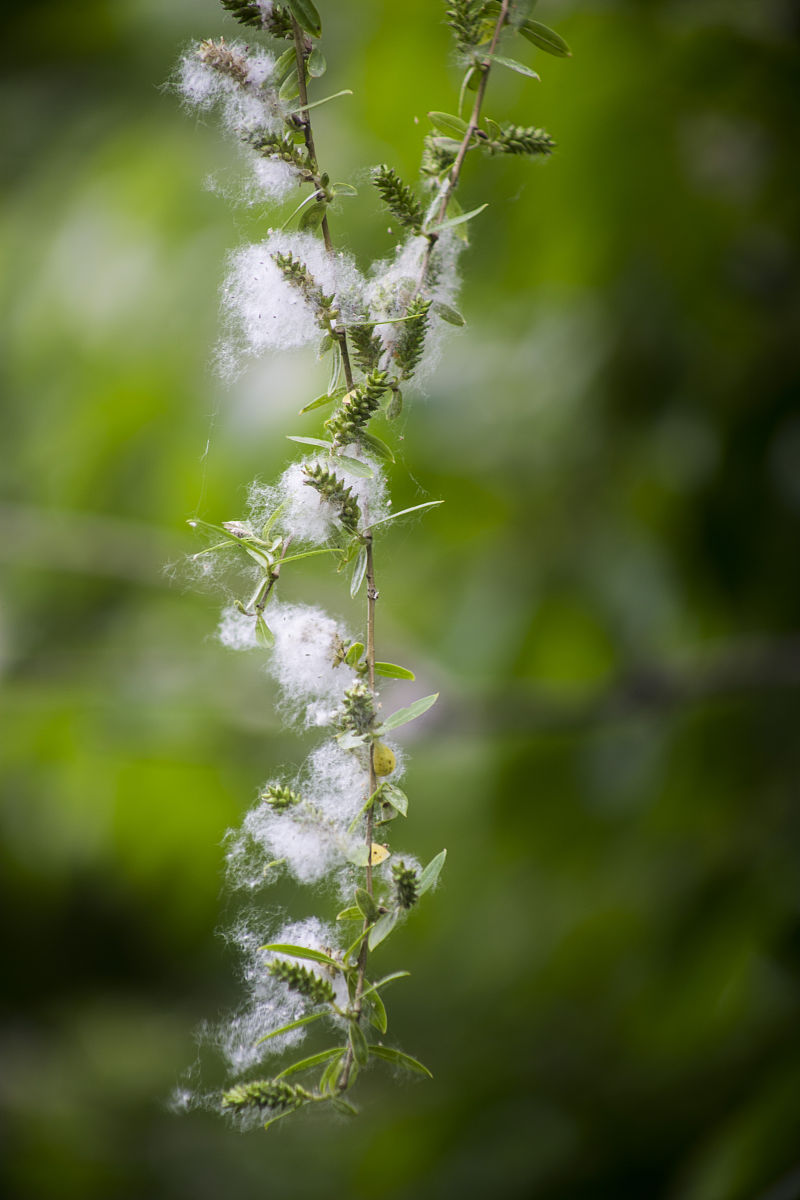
[308,47,326,76]
[287,435,333,450]
[419,848,447,896]
[278,547,339,566]
[255,616,275,648]
[359,431,395,462]
[319,1053,344,1094]
[300,388,343,414]
[428,110,469,139]
[331,1096,358,1116]
[491,54,540,79]
[346,843,370,868]
[381,783,408,817]
[292,89,353,115]
[367,501,443,530]
[336,905,363,922]
[355,887,380,924]
[345,641,364,665]
[275,1047,343,1080]
[332,181,358,196]
[299,201,327,232]
[349,1020,369,1068]
[350,545,368,598]
[368,1044,433,1078]
[386,388,403,420]
[377,693,439,734]
[336,455,374,479]
[255,1010,325,1046]
[368,910,398,951]
[425,203,488,236]
[279,70,301,102]
[260,943,341,971]
[519,19,572,56]
[433,301,465,326]
[366,990,388,1035]
[273,46,297,86]
[374,661,416,681]
[360,970,411,1002]
[287,0,321,37]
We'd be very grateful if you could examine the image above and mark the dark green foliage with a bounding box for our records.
[445,0,486,52]
[393,298,431,380]
[268,959,337,1004]
[261,784,301,811]
[273,252,336,329]
[349,323,384,374]
[338,683,375,736]
[302,463,361,532]
[392,861,419,909]
[487,123,556,156]
[247,130,313,178]
[325,370,389,447]
[221,1077,307,1113]
[220,0,295,38]
[371,164,424,234]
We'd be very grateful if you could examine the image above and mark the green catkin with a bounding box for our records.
[302,463,362,532]
[392,861,420,909]
[261,784,301,811]
[325,370,389,447]
[490,123,556,157]
[268,959,337,1005]
[220,0,295,37]
[371,164,425,233]
[221,1078,308,1113]
[273,252,336,329]
[445,0,486,52]
[247,130,313,177]
[349,323,384,374]
[394,298,432,380]
[338,682,376,736]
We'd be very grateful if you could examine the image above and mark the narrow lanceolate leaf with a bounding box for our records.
[428,111,469,139]
[287,0,322,38]
[359,431,395,462]
[491,54,540,79]
[360,971,412,1002]
[260,943,341,971]
[336,455,374,479]
[433,301,466,326]
[319,1053,344,1094]
[275,1047,343,1080]
[425,202,488,236]
[366,990,388,1034]
[367,500,443,530]
[349,1020,370,1068]
[331,1096,358,1116]
[381,783,409,817]
[519,18,572,56]
[378,693,439,734]
[355,887,380,924]
[368,1044,433,1078]
[287,435,333,450]
[374,662,416,680]
[308,47,326,76]
[419,848,447,896]
[350,545,368,598]
[256,1011,324,1045]
[336,905,363,922]
[368,909,398,951]
[255,616,275,648]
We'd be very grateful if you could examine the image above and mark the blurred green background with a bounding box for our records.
[2,1,800,1197]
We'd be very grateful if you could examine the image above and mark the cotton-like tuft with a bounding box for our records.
[221,231,365,362]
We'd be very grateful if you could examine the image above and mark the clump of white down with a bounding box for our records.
[247,450,390,548]
[215,915,346,1078]
[227,740,371,887]
[366,230,464,383]
[176,40,301,205]
[218,599,357,727]
[221,230,366,363]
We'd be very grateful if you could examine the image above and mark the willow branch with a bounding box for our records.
[416,0,511,292]
[290,15,355,391]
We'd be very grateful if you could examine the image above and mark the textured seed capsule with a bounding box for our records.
[373,743,396,777]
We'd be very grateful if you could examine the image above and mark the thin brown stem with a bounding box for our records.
[415,0,510,293]
[290,16,355,391]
